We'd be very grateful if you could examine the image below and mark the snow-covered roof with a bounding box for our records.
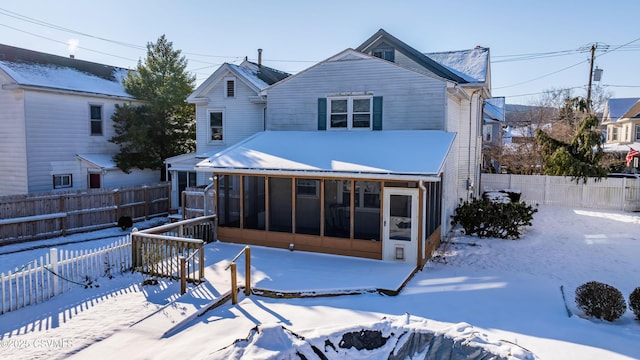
[426,47,489,83]
[604,98,640,122]
[196,130,455,179]
[0,44,132,98]
[76,153,118,170]
[603,141,640,152]
[484,97,505,122]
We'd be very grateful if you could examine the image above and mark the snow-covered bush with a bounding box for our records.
[450,197,537,239]
[575,281,627,321]
[629,287,640,319]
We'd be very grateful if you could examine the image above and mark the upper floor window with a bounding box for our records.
[90,104,102,135]
[612,127,619,141]
[225,77,235,98]
[372,49,394,62]
[328,96,372,130]
[636,125,640,141]
[53,174,72,189]
[209,110,224,142]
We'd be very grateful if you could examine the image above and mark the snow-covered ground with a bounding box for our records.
[0,206,639,359]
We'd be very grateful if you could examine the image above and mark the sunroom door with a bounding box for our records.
[383,188,418,264]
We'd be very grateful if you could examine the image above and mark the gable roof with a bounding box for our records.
[426,47,489,83]
[188,60,290,102]
[356,29,469,84]
[0,43,132,98]
[603,98,640,123]
[196,130,455,180]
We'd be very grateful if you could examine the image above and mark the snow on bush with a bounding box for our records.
[629,287,640,320]
[450,197,537,239]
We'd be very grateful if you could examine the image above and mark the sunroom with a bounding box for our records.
[195,130,454,267]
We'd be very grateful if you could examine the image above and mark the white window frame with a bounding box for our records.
[612,127,619,141]
[89,104,103,136]
[224,77,236,98]
[635,125,640,141]
[53,174,72,189]
[208,109,224,143]
[327,96,372,130]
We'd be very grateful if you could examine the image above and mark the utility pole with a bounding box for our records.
[586,44,596,113]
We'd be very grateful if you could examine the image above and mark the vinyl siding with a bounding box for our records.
[23,90,137,193]
[0,71,28,195]
[266,57,447,131]
[195,74,265,155]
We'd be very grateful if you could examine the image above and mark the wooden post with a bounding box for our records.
[144,186,149,220]
[179,256,186,295]
[199,246,204,279]
[59,195,67,236]
[181,192,186,220]
[230,263,238,304]
[114,189,121,222]
[244,247,251,296]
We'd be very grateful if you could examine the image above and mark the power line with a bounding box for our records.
[493,60,587,90]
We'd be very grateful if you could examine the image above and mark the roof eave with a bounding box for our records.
[3,83,134,100]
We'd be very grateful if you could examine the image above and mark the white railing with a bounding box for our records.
[1,236,132,315]
[481,174,640,211]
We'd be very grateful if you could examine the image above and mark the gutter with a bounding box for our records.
[2,83,135,101]
[194,166,442,183]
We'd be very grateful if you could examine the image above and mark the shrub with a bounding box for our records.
[450,197,537,239]
[629,287,640,319]
[575,281,627,321]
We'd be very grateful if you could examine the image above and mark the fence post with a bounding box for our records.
[59,195,67,236]
[179,256,186,295]
[244,247,251,296]
[144,186,149,220]
[230,263,238,304]
[50,248,59,296]
[181,192,186,220]
[114,189,121,221]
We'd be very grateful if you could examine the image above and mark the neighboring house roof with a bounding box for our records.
[188,60,290,102]
[484,97,505,123]
[356,29,469,84]
[604,141,640,152]
[0,43,132,98]
[76,154,118,170]
[195,130,455,179]
[425,47,489,83]
[603,98,640,123]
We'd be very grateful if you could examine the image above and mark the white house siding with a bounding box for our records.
[195,73,266,158]
[102,168,160,188]
[266,57,447,131]
[0,72,28,195]
[23,90,129,193]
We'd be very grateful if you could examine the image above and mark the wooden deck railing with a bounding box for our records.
[131,215,216,286]
[225,246,251,304]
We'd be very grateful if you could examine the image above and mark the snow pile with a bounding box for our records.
[209,315,535,360]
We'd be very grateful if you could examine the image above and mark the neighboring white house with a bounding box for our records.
[602,98,640,150]
[165,56,290,208]
[0,44,159,195]
[189,29,492,267]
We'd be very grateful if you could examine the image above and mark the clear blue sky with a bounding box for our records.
[1,0,639,105]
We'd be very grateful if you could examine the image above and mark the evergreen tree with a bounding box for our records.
[535,97,607,184]
[110,35,195,180]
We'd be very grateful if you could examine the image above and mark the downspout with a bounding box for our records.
[467,89,481,200]
[419,180,427,265]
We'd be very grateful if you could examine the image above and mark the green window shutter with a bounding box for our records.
[317,98,327,130]
[372,96,383,130]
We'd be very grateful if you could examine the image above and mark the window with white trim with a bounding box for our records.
[328,96,372,130]
[209,110,224,142]
[372,49,394,62]
[90,104,103,136]
[636,125,640,141]
[225,77,235,98]
[53,174,72,189]
[612,127,618,141]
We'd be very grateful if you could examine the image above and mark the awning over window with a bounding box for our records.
[196,130,455,179]
[76,153,118,170]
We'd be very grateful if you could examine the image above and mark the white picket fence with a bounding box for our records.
[1,235,132,315]
[481,174,640,211]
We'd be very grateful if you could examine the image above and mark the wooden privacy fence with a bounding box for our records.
[181,185,215,220]
[0,183,170,245]
[1,236,132,315]
[131,215,217,292]
[481,174,640,211]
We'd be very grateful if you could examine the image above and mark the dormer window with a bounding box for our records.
[372,49,394,62]
[225,77,235,98]
[328,96,372,130]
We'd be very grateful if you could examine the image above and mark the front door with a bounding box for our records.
[383,188,418,264]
